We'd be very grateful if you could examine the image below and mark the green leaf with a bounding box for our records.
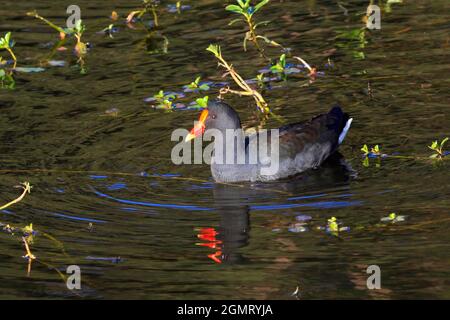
[237,0,246,8]
[199,83,210,91]
[429,154,438,159]
[280,54,286,67]
[5,32,11,46]
[196,96,209,108]
[440,137,449,148]
[361,144,369,154]
[430,140,438,150]
[254,0,270,12]
[206,44,220,57]
[225,5,243,14]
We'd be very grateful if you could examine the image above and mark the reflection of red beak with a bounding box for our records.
[185,109,208,142]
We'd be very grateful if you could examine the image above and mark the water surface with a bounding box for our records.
[0,0,449,299]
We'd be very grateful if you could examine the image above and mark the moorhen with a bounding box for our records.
[185,100,352,182]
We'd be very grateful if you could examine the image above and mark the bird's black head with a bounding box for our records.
[185,100,242,141]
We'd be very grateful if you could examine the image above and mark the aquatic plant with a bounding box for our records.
[206,44,269,113]
[99,24,118,38]
[226,0,278,57]
[73,20,87,56]
[0,69,15,89]
[127,0,161,27]
[72,20,89,74]
[0,32,17,68]
[185,76,210,92]
[151,90,177,109]
[270,53,286,74]
[428,137,448,159]
[0,182,32,211]
[26,10,68,39]
[380,212,406,223]
[0,182,34,275]
[193,96,209,109]
[361,144,382,157]
[322,217,350,236]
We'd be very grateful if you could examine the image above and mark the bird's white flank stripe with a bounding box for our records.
[339,118,353,144]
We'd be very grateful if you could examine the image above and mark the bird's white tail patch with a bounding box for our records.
[339,118,353,144]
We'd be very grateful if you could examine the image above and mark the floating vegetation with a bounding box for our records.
[318,217,350,236]
[270,53,287,74]
[27,11,90,73]
[127,0,161,27]
[0,182,34,275]
[361,144,385,167]
[360,140,449,168]
[207,44,269,114]
[98,24,119,38]
[226,0,280,58]
[192,96,209,109]
[380,212,406,223]
[183,76,210,93]
[428,137,448,159]
[0,32,17,69]
[361,144,384,158]
[149,90,177,110]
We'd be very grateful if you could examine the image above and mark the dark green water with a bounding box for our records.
[0,0,449,299]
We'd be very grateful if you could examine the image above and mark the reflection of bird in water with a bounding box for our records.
[197,152,356,264]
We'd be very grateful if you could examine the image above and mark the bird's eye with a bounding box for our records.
[212,114,217,119]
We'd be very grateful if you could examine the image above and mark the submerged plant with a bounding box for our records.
[226,0,278,57]
[206,44,269,114]
[0,32,17,68]
[428,137,448,159]
[0,69,15,89]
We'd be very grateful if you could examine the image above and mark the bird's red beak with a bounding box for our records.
[185,109,208,142]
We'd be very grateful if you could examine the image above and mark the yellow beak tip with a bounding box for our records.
[185,133,196,142]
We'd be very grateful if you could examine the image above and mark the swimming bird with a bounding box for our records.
[185,100,352,183]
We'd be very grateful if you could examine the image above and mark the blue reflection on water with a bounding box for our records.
[93,188,212,211]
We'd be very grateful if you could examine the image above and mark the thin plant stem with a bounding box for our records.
[0,182,32,211]
[6,47,17,69]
